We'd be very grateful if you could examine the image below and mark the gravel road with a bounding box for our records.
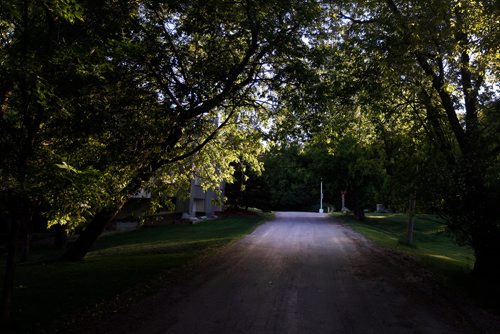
[91,212,499,334]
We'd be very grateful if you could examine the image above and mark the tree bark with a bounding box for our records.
[1,217,19,321]
[60,202,124,261]
[19,232,31,263]
[406,192,416,244]
[352,189,365,221]
[53,224,68,250]
[470,184,500,282]
[19,214,32,262]
[472,233,500,279]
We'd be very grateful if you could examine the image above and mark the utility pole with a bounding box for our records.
[319,178,324,213]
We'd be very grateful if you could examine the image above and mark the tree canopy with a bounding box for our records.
[1,0,321,318]
[237,0,499,278]
[1,0,499,321]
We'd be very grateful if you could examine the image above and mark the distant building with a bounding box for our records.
[176,178,224,217]
[130,177,224,218]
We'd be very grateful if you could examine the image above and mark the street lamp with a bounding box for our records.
[319,178,324,213]
[341,191,347,212]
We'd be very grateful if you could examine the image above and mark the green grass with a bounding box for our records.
[2,215,266,333]
[333,213,474,277]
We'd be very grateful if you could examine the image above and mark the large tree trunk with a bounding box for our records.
[351,189,365,221]
[1,217,19,321]
[52,224,68,250]
[469,195,500,279]
[458,158,500,280]
[19,225,31,262]
[472,231,500,279]
[406,192,416,244]
[1,195,30,322]
[60,203,124,261]
[469,190,500,298]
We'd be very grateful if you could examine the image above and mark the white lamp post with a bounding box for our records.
[319,178,324,213]
[341,191,346,212]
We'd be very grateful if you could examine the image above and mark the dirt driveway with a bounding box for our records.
[91,212,499,334]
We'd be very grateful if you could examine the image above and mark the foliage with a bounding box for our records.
[324,0,500,276]
[1,0,499,321]
[0,0,321,246]
[0,0,323,319]
[241,139,385,213]
[266,0,499,277]
[224,160,273,211]
[261,144,317,211]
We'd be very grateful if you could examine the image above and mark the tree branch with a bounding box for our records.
[339,11,378,24]
[166,108,237,164]
[415,54,466,151]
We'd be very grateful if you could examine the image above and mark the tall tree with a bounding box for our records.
[1,0,322,318]
[326,0,500,278]
[0,0,87,319]
[59,0,322,261]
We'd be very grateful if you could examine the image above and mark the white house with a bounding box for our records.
[175,178,225,218]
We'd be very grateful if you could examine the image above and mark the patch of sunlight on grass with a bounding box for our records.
[366,213,403,219]
[422,227,447,235]
[87,238,232,257]
[334,212,474,277]
[425,254,460,263]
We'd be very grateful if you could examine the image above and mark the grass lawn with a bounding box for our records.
[1,214,267,333]
[333,213,475,279]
